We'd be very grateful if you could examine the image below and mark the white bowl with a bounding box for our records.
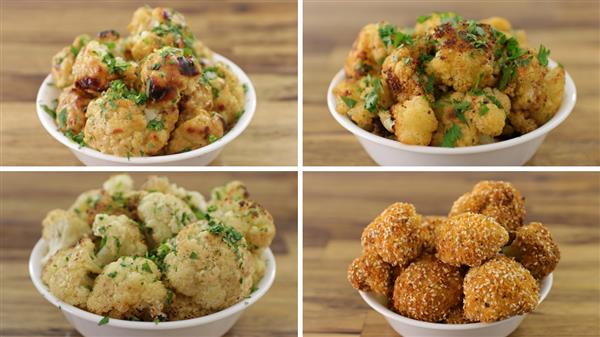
[36,53,256,166]
[360,273,553,337]
[29,239,276,337]
[327,60,576,166]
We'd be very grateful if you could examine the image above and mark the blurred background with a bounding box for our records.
[0,0,298,166]
[0,172,298,337]
[303,172,600,336]
[303,0,600,166]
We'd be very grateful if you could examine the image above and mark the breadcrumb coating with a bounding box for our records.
[347,251,393,296]
[137,192,196,247]
[506,222,560,279]
[445,305,475,324]
[42,209,91,263]
[418,215,446,253]
[92,214,148,267]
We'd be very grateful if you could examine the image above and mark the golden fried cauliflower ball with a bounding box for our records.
[360,202,422,266]
[464,255,539,322]
[506,222,560,279]
[445,305,475,324]
[137,192,196,246]
[435,213,509,267]
[167,108,225,154]
[72,40,137,94]
[51,34,91,89]
[87,257,168,320]
[449,180,526,231]
[42,237,102,308]
[92,214,148,267]
[55,85,92,134]
[427,22,496,92]
[347,252,393,296]
[84,83,178,157]
[164,221,254,312]
[202,62,245,129]
[69,189,102,221]
[392,254,463,322]
[431,92,480,147]
[103,174,134,194]
[465,88,510,137]
[418,215,446,253]
[390,95,438,145]
[42,209,91,262]
[382,47,429,104]
[141,175,207,214]
[344,23,392,79]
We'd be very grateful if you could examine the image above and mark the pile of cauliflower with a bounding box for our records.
[41,174,275,323]
[44,6,245,157]
[333,12,565,147]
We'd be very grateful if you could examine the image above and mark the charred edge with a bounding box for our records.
[177,57,199,76]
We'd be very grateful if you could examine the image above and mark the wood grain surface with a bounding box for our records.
[0,0,298,166]
[303,0,600,166]
[304,172,600,336]
[0,172,298,337]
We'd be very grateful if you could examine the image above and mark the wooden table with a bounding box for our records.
[304,172,600,336]
[303,1,600,166]
[0,0,297,166]
[0,172,298,337]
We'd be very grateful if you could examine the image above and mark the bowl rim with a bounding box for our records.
[29,238,276,330]
[36,52,257,164]
[359,272,553,330]
[327,59,576,155]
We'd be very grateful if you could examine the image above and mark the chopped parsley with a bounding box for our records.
[537,44,550,66]
[40,103,57,119]
[57,108,67,129]
[152,23,197,58]
[206,220,245,261]
[65,130,86,147]
[479,104,489,116]
[190,251,198,259]
[494,31,531,90]
[98,316,110,326]
[441,123,462,148]
[461,20,488,49]
[208,134,220,143]
[102,53,129,74]
[378,24,413,48]
[166,290,174,305]
[341,96,357,109]
[107,271,117,278]
[141,261,153,273]
[98,236,108,251]
[363,75,382,114]
[452,100,471,124]
[107,80,147,105]
[416,14,431,24]
[147,119,165,131]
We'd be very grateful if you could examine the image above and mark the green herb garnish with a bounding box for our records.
[537,44,550,66]
[441,123,462,148]
[479,104,489,116]
[341,96,357,109]
[147,119,165,131]
[98,316,110,326]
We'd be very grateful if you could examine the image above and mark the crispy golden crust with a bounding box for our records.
[166,108,225,154]
[435,212,509,267]
[463,255,539,322]
[392,254,463,322]
[56,85,93,134]
[445,305,475,324]
[347,252,393,296]
[508,222,560,279]
[391,96,438,146]
[449,180,526,231]
[382,47,429,104]
[418,215,446,253]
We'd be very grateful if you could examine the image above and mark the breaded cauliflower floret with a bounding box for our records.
[127,6,187,35]
[418,215,446,253]
[42,237,102,308]
[344,22,392,79]
[55,85,92,134]
[505,222,560,279]
[87,257,168,320]
[202,62,245,129]
[390,95,438,145]
[141,176,207,214]
[164,221,254,312]
[445,305,475,324]
[51,34,91,89]
[210,180,249,202]
[137,192,196,246]
[178,82,214,121]
[347,251,393,296]
[42,209,91,262]
[102,174,134,194]
[167,108,225,154]
[69,189,102,221]
[92,214,148,267]
[86,189,141,226]
[435,213,509,267]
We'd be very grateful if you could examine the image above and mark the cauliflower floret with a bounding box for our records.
[504,50,548,113]
[210,180,249,202]
[51,34,91,89]
[87,257,168,320]
[42,237,102,308]
[480,17,527,46]
[42,209,91,262]
[86,189,141,226]
[382,47,430,104]
[178,82,214,122]
[414,12,462,36]
[69,189,102,221]
[332,79,361,116]
[166,293,211,321]
[202,62,245,129]
[344,23,392,79]
[92,214,148,267]
[102,174,134,195]
[390,95,438,145]
[164,221,254,312]
[535,66,565,125]
[55,85,92,134]
[137,192,196,246]
[141,176,207,214]
[167,108,225,154]
[250,250,267,287]
[128,6,187,35]
[431,92,480,147]
[465,88,510,137]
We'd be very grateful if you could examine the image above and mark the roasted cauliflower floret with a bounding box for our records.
[55,85,92,134]
[164,221,254,312]
[51,34,91,89]
[504,50,548,114]
[86,189,141,226]
[480,17,527,46]
[431,92,480,147]
[465,88,510,137]
[140,176,207,214]
[250,250,267,287]
[414,12,462,36]
[167,108,225,154]
[382,47,430,104]
[344,22,393,79]
[178,82,214,121]
[166,293,211,321]
[210,180,249,202]
[127,6,187,35]
[69,189,102,221]
[103,174,134,194]
[332,79,361,116]
[92,214,148,267]
[42,209,91,262]
[201,63,245,129]
[87,257,168,320]
[137,192,196,246]
[42,237,102,308]
[390,95,438,145]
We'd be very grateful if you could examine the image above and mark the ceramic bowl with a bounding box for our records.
[36,53,256,166]
[327,60,576,166]
[29,239,276,337]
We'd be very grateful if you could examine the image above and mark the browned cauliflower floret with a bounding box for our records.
[55,85,93,134]
[250,250,267,287]
[504,49,548,114]
[479,17,527,46]
[414,12,462,36]
[465,88,511,137]
[344,23,393,79]
[69,189,102,221]
[42,237,102,308]
[42,209,91,262]
[431,92,480,147]
[535,66,565,125]
[137,192,196,246]
[202,63,245,129]
[87,257,168,320]
[140,176,207,214]
[390,95,438,145]
[86,190,141,226]
[178,82,214,121]
[51,34,91,89]
[210,180,249,202]
[102,174,134,194]
[128,6,187,35]
[332,79,361,116]
[164,221,254,312]
[382,47,430,104]
[166,108,225,154]
[347,251,393,296]
[92,214,148,267]
[166,293,211,321]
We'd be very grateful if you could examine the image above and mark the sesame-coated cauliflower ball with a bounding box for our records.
[42,209,91,262]
[360,202,423,266]
[390,95,438,145]
[42,237,102,308]
[55,85,92,134]
[164,221,254,312]
[87,257,168,320]
[344,22,392,79]
[51,34,91,89]
[449,180,526,231]
[140,176,207,214]
[463,255,539,322]
[347,252,393,296]
[392,254,463,322]
[137,192,196,246]
[382,47,429,104]
[445,305,475,324]
[202,63,245,129]
[505,222,560,279]
[418,215,446,253]
[166,108,225,154]
[69,189,102,221]
[92,214,148,267]
[435,213,509,267]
